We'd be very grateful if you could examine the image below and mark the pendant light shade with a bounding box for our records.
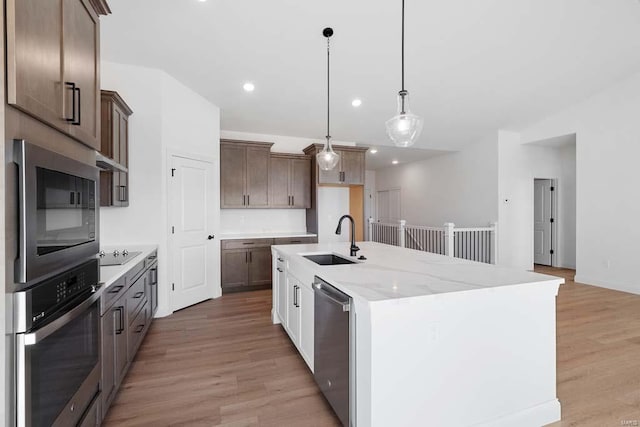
[386,90,423,148]
[387,0,423,147]
[317,27,341,171]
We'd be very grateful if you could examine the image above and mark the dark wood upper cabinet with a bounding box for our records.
[5,0,109,150]
[269,153,311,209]
[245,146,270,207]
[269,156,291,208]
[220,140,273,208]
[304,144,368,186]
[100,90,133,207]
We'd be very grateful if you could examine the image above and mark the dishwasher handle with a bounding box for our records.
[313,281,351,312]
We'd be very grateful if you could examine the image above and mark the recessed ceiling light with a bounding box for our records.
[392,160,399,165]
[369,148,378,154]
[243,82,255,92]
[352,99,362,107]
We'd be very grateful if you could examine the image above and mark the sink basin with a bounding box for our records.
[303,254,356,266]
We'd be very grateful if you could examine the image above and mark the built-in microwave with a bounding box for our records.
[14,140,100,285]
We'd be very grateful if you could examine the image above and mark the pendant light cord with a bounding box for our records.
[326,36,331,142]
[401,0,405,92]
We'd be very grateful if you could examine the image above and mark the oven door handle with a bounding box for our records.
[22,287,101,346]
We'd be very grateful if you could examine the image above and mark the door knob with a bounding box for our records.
[207,235,215,240]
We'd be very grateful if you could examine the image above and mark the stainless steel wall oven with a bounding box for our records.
[14,259,101,427]
[13,140,100,285]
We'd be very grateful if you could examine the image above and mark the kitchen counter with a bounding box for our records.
[219,231,317,240]
[272,241,561,302]
[271,241,563,427]
[100,245,158,288]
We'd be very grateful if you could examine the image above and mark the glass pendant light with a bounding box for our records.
[386,0,423,147]
[317,27,340,171]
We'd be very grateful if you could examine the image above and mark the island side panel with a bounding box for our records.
[366,283,561,427]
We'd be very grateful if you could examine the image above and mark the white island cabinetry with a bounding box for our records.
[271,241,563,427]
[272,253,314,370]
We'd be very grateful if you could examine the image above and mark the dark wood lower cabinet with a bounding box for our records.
[221,237,317,294]
[101,252,158,422]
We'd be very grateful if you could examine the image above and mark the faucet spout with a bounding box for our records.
[335,215,360,257]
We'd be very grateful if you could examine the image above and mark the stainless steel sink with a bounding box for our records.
[303,254,356,266]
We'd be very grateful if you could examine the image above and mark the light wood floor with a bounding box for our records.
[104,268,640,427]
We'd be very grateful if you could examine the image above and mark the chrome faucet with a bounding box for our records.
[335,215,360,257]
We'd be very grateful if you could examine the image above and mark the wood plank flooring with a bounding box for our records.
[104,268,640,426]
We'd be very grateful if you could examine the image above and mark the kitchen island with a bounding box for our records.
[271,241,563,427]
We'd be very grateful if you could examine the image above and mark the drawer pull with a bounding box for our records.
[242,242,255,245]
[277,257,284,262]
[133,291,144,299]
[134,324,144,333]
[108,285,124,294]
[276,268,283,272]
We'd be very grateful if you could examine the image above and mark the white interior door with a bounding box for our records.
[170,155,216,311]
[534,179,553,266]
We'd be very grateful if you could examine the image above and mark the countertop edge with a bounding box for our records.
[100,245,158,289]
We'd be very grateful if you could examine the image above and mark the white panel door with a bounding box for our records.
[170,155,216,311]
[534,179,553,266]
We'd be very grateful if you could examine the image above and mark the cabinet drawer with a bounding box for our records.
[128,301,150,358]
[100,276,127,315]
[126,276,146,325]
[222,238,274,249]
[274,236,317,245]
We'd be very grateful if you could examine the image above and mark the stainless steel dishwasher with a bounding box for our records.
[313,276,353,427]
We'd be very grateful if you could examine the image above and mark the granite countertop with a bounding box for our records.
[219,232,317,240]
[99,245,158,288]
[273,241,564,302]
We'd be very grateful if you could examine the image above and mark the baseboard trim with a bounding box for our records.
[574,275,639,295]
[476,399,561,427]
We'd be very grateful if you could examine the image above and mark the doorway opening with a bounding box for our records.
[533,178,557,267]
[376,188,401,223]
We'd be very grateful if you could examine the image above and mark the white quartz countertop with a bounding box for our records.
[273,241,564,302]
[220,232,317,240]
[99,245,158,288]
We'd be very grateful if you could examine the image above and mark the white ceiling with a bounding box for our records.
[365,146,448,170]
[101,0,640,151]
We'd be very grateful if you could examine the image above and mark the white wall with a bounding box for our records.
[498,131,576,270]
[100,61,221,315]
[520,71,640,294]
[219,130,355,238]
[374,135,499,227]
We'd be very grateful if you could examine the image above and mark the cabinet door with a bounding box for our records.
[221,249,249,289]
[100,306,117,409]
[318,152,342,185]
[246,147,270,207]
[248,247,272,287]
[118,172,129,207]
[341,150,365,185]
[119,109,129,167]
[114,304,128,382]
[276,259,287,326]
[287,276,301,345]
[99,170,114,207]
[290,158,311,208]
[220,145,247,208]
[299,284,314,370]
[269,156,291,208]
[6,0,65,132]
[62,0,101,149]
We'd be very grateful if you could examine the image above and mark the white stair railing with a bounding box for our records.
[368,218,498,264]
